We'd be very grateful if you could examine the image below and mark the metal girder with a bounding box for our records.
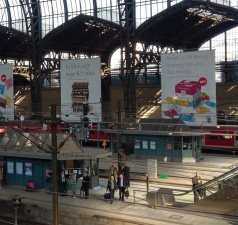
[18,0,43,118]
[118,0,136,118]
[4,0,12,28]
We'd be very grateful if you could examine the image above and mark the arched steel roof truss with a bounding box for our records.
[1,0,238,61]
[135,0,238,50]
[41,14,122,63]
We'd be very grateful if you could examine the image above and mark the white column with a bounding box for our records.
[147,159,157,178]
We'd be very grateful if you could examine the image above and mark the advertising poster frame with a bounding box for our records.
[161,50,216,126]
[60,58,101,122]
[0,64,14,120]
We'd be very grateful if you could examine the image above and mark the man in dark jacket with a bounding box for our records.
[81,172,90,199]
[122,162,130,187]
[117,173,129,201]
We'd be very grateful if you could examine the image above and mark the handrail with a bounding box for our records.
[172,166,238,197]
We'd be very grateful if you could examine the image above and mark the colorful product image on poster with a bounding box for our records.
[0,64,14,120]
[161,50,217,126]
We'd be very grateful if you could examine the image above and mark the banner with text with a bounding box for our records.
[60,58,101,122]
[161,50,216,126]
[0,64,14,120]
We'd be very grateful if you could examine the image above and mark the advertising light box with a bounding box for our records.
[60,58,101,122]
[161,50,216,126]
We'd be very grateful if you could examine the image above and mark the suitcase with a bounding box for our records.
[26,180,36,191]
[104,193,111,199]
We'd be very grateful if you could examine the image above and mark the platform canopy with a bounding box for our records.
[0,127,111,160]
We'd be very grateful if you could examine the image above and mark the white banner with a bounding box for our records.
[161,50,217,126]
[0,64,14,120]
[60,58,101,122]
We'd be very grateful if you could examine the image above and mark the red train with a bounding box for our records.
[201,126,238,153]
[1,121,237,153]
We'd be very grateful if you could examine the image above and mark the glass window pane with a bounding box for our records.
[142,140,148,149]
[150,141,156,150]
[134,139,140,149]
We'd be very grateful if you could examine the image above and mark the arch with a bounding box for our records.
[135,0,238,50]
[41,14,122,63]
[0,25,30,60]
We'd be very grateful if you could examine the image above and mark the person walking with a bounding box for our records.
[107,175,117,204]
[117,173,129,201]
[81,171,90,199]
[192,171,203,202]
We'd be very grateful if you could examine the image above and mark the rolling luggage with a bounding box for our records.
[104,192,111,199]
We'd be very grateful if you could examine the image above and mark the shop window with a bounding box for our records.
[7,161,14,174]
[142,140,148,149]
[16,162,23,175]
[150,141,156,150]
[134,140,141,149]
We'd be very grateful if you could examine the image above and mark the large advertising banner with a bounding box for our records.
[0,64,14,120]
[161,50,216,126]
[60,58,101,122]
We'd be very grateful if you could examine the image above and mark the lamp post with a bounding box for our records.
[117,100,122,172]
[51,105,58,225]
[12,196,21,225]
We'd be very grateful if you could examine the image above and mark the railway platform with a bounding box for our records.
[0,154,237,225]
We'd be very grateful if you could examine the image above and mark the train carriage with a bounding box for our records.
[202,128,238,153]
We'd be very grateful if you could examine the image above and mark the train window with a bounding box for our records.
[221,135,231,140]
[236,135,238,141]
[208,135,218,139]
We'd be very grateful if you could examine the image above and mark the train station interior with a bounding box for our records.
[0,0,238,225]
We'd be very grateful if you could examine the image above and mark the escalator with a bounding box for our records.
[146,166,238,210]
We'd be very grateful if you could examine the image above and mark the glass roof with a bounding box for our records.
[0,0,237,37]
[0,0,238,75]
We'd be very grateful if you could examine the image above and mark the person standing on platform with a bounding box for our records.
[107,175,117,204]
[117,173,129,201]
[192,171,203,202]
[46,170,52,193]
[109,162,118,182]
[81,171,90,199]
[69,170,77,197]
[0,166,3,188]
[59,170,67,195]
[122,162,130,187]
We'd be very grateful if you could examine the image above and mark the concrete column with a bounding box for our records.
[147,159,157,178]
